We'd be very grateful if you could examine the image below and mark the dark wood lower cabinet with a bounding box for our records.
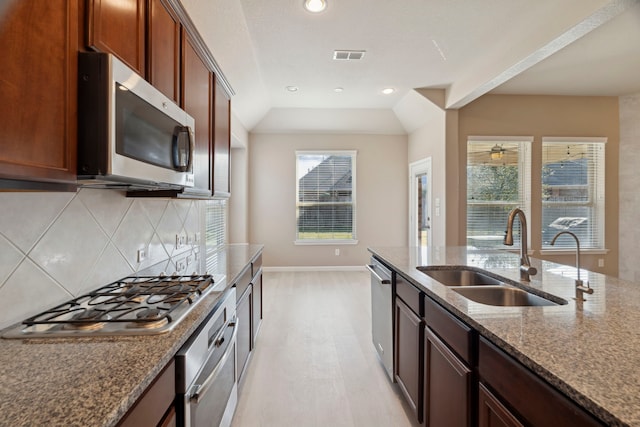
[478,383,523,427]
[387,269,606,427]
[117,360,175,427]
[424,327,472,427]
[395,297,423,422]
[237,285,252,381]
[478,337,604,427]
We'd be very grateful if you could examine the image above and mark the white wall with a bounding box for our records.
[407,102,448,247]
[248,133,408,267]
[619,92,640,281]
[0,189,205,330]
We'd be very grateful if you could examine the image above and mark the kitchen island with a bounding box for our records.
[0,244,263,427]
[369,246,640,427]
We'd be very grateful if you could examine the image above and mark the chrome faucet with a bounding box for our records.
[504,208,537,281]
[550,231,594,301]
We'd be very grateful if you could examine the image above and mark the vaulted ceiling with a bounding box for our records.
[182,0,640,135]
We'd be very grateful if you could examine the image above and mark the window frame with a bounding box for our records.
[294,150,358,245]
[540,137,606,251]
[466,136,532,250]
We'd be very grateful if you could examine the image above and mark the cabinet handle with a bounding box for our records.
[365,264,391,284]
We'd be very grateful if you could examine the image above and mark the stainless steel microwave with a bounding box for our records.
[78,52,195,189]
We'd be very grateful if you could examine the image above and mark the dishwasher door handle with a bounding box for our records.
[365,264,391,284]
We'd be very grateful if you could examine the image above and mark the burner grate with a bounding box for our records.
[22,275,214,329]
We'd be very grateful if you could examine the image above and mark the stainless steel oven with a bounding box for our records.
[176,287,238,427]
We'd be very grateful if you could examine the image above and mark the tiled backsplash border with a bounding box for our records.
[0,188,205,330]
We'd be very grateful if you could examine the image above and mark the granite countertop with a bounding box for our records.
[369,246,640,427]
[0,243,263,427]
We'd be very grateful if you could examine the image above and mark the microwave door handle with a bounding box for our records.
[172,126,193,172]
[185,126,194,172]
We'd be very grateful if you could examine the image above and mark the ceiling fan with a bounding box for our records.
[468,143,518,164]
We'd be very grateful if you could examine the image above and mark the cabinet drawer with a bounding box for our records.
[396,274,422,316]
[478,337,604,427]
[424,297,474,365]
[234,266,252,302]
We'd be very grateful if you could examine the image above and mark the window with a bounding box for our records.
[541,138,605,249]
[466,137,531,248]
[296,151,356,243]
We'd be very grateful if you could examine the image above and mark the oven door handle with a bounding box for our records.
[190,319,238,404]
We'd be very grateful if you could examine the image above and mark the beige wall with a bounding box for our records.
[248,133,408,267]
[618,92,640,281]
[229,146,249,243]
[457,94,620,276]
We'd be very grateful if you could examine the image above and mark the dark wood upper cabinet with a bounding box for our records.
[147,0,180,102]
[181,31,213,196]
[86,0,146,77]
[213,77,231,196]
[0,0,78,190]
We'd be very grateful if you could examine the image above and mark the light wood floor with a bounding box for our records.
[231,270,415,427]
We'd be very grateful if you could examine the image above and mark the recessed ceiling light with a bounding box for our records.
[303,0,327,13]
[286,86,299,92]
[382,87,395,95]
[334,87,344,93]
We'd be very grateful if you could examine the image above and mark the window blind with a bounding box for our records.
[466,138,531,249]
[541,138,606,249]
[296,151,356,242]
[204,199,227,273]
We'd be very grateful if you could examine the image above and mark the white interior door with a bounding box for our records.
[409,158,432,247]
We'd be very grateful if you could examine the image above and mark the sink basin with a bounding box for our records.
[452,286,561,307]
[417,267,503,286]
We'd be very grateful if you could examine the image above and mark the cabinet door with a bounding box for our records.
[478,383,524,427]
[182,31,212,195]
[395,298,423,423]
[86,0,145,76]
[424,327,472,427]
[213,77,231,196]
[251,269,262,346]
[237,285,252,382]
[0,0,78,189]
[147,0,180,102]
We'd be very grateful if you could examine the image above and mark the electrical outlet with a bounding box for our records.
[176,233,187,249]
[194,232,201,244]
[335,248,340,256]
[176,259,186,272]
[186,255,193,266]
[598,258,605,268]
[137,248,146,263]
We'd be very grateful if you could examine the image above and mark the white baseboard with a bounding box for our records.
[263,265,366,272]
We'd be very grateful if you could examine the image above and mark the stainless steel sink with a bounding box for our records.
[451,286,561,307]
[417,266,503,286]
[417,266,567,307]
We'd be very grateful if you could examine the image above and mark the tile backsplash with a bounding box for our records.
[0,188,205,330]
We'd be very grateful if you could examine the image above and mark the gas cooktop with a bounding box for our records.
[2,273,226,339]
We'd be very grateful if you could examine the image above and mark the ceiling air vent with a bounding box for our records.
[333,50,366,61]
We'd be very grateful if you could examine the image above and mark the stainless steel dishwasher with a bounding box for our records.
[367,257,393,380]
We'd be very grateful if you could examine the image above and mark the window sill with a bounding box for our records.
[294,240,359,246]
[539,248,610,256]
